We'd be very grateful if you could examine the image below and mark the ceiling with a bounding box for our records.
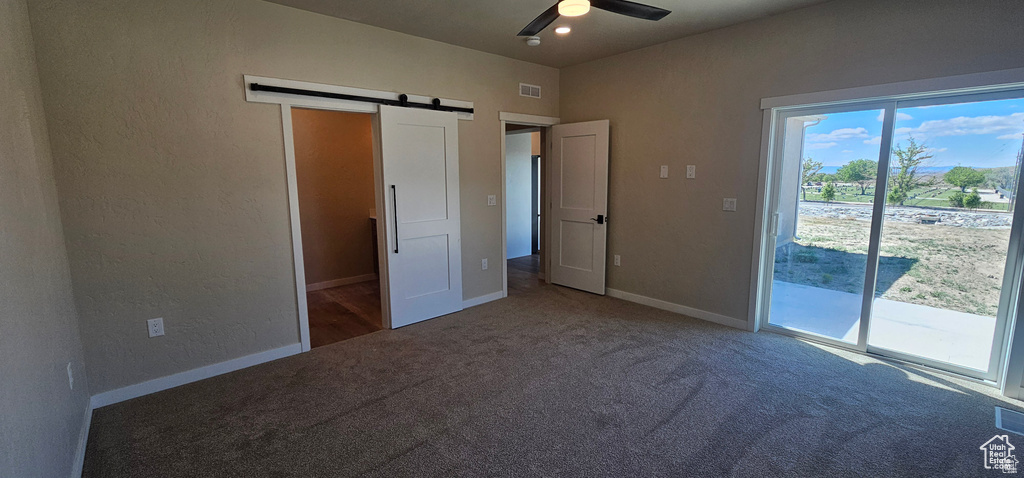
[264,0,831,68]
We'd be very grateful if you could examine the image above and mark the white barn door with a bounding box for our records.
[549,120,610,295]
[378,106,463,328]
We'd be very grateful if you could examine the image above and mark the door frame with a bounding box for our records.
[749,67,1024,387]
[244,75,474,352]
[500,112,560,298]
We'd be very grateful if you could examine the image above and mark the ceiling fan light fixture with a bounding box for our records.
[558,0,590,17]
[554,26,571,34]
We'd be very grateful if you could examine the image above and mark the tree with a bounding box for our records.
[836,159,878,195]
[800,158,823,201]
[944,166,985,192]
[983,166,1016,190]
[821,182,837,204]
[887,137,933,206]
[808,172,836,184]
[963,188,983,210]
[948,190,966,208]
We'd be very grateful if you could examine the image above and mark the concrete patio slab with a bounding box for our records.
[769,280,996,371]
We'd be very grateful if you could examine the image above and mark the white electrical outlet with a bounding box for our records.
[614,255,621,266]
[147,317,165,337]
[487,195,497,206]
[481,258,488,270]
[67,362,74,390]
[723,198,737,212]
[686,165,696,179]
[659,165,669,179]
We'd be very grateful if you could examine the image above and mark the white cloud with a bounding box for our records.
[925,147,949,154]
[841,150,854,153]
[998,133,1023,140]
[877,111,914,122]
[899,112,1024,138]
[806,127,870,143]
[807,142,838,150]
[864,136,882,145]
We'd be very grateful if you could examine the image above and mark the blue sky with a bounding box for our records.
[803,98,1024,169]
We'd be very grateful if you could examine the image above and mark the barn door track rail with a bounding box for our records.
[249,83,474,114]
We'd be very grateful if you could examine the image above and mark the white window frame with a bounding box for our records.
[749,67,1024,391]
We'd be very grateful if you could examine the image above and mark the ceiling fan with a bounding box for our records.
[518,0,671,37]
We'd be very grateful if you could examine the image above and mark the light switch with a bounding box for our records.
[723,198,737,212]
[686,165,696,179]
[614,255,621,266]
[659,165,669,179]
[487,195,496,206]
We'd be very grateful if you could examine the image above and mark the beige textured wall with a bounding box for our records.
[292,108,377,285]
[0,0,91,475]
[559,0,1024,322]
[28,0,558,393]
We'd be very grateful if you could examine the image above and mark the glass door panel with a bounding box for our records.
[767,107,887,344]
[867,96,1024,374]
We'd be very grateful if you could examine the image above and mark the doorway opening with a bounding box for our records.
[500,114,610,297]
[292,107,383,348]
[505,125,544,294]
[248,76,472,350]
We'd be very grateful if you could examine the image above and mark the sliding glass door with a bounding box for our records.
[764,104,889,346]
[865,94,1024,378]
[760,89,1024,381]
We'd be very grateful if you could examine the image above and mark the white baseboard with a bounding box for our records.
[89,343,302,409]
[463,291,504,309]
[606,288,748,330]
[70,399,92,478]
[306,274,378,292]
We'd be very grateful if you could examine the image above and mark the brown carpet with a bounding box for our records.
[83,281,1020,477]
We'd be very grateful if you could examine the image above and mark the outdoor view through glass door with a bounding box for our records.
[764,91,1024,380]
[868,97,1024,374]
[767,107,887,345]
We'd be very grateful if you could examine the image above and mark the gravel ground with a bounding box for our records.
[799,202,1013,229]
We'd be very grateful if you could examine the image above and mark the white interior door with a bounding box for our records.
[378,106,463,328]
[549,120,610,295]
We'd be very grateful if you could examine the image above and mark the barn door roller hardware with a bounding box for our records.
[249,83,474,114]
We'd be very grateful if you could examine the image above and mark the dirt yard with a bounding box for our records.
[774,216,1011,317]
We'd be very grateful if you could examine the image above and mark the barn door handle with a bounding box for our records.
[590,214,605,225]
[391,185,399,253]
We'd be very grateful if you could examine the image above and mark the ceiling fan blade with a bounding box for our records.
[518,3,561,36]
[591,0,671,21]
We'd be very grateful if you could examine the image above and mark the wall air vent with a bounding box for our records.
[519,83,542,99]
